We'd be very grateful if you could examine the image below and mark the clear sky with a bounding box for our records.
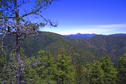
[40,0,126,35]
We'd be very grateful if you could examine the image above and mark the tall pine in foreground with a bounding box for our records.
[23,56,41,84]
[0,46,9,83]
[0,48,19,84]
[100,56,117,84]
[0,0,55,83]
[37,50,57,84]
[88,61,104,84]
[88,56,117,84]
[75,64,88,84]
[117,53,126,84]
[56,52,75,84]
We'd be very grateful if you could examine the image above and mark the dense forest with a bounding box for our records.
[3,32,126,64]
[0,32,126,84]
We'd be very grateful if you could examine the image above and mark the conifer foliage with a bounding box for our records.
[100,56,117,84]
[88,61,104,84]
[117,53,126,84]
[0,0,55,84]
[56,52,75,84]
[88,56,117,84]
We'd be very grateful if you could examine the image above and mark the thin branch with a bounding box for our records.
[1,31,7,53]
[35,13,57,27]
[21,2,48,18]
[35,13,48,24]
[0,17,16,19]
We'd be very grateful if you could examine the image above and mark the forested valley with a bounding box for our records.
[0,32,126,84]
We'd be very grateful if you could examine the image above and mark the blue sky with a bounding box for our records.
[40,0,126,35]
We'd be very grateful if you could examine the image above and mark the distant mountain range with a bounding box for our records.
[109,33,126,36]
[65,33,126,38]
[65,33,96,38]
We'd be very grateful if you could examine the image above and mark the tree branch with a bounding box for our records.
[21,3,48,18]
[35,13,48,24]
[0,17,16,19]
[35,13,57,27]
[1,31,7,53]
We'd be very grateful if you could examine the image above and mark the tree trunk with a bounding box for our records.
[16,34,21,84]
[61,77,64,84]
[14,0,21,84]
[1,32,7,53]
[47,81,50,84]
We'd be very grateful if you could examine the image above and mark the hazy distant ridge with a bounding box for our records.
[65,33,126,38]
[65,33,96,38]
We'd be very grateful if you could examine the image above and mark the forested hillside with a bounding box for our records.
[72,34,126,62]
[2,32,126,64]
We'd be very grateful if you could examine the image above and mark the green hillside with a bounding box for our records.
[2,32,126,65]
[74,35,126,62]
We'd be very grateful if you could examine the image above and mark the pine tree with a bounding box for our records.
[117,53,126,84]
[100,56,117,84]
[0,49,18,84]
[88,61,104,84]
[36,50,57,84]
[56,52,75,84]
[23,56,41,84]
[0,45,9,83]
[75,64,88,84]
[19,48,41,83]
[0,0,55,83]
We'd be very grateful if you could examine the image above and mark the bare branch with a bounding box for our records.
[35,13,48,24]
[1,31,7,52]
[21,2,48,18]
[0,17,16,19]
[35,13,57,27]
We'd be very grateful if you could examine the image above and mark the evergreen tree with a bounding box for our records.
[88,61,104,84]
[0,0,55,83]
[117,53,126,84]
[56,53,75,84]
[0,49,18,84]
[100,56,117,84]
[0,46,9,83]
[36,50,57,84]
[75,64,88,84]
[19,48,41,83]
[23,56,41,84]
